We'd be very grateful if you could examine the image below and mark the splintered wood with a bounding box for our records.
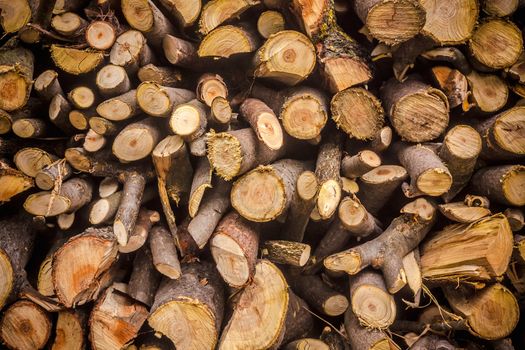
[0,0,525,349]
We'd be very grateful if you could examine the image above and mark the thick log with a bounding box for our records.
[0,44,34,112]
[52,226,118,307]
[149,262,224,350]
[52,310,87,350]
[471,165,525,206]
[198,24,259,59]
[199,0,258,35]
[420,214,513,282]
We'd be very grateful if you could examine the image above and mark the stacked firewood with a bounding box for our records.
[0,0,524,349]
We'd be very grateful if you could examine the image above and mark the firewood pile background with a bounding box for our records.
[0,0,524,349]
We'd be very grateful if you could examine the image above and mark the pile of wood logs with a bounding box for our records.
[0,0,525,349]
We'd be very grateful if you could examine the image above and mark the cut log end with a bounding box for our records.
[351,283,396,329]
[365,0,425,45]
[469,19,523,70]
[231,166,286,222]
[317,179,342,220]
[0,70,31,112]
[69,86,95,109]
[255,30,316,86]
[198,25,258,59]
[501,166,525,206]
[52,311,85,350]
[420,0,478,44]
[392,88,449,142]
[257,10,285,39]
[197,74,227,107]
[0,0,31,33]
[281,92,328,140]
[136,82,171,117]
[492,106,525,156]
[444,124,482,159]
[219,260,289,349]
[331,87,384,140]
[415,168,452,197]
[50,45,104,75]
[86,21,116,50]
[210,233,251,287]
[206,132,243,180]
[297,170,318,201]
[122,0,154,32]
[0,300,51,350]
[0,250,14,308]
[210,96,232,125]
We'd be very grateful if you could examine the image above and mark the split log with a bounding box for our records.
[148,262,224,350]
[325,198,437,293]
[136,82,195,117]
[315,129,342,220]
[198,24,259,59]
[0,300,51,350]
[419,0,478,45]
[420,214,513,282]
[471,165,525,206]
[50,45,104,75]
[128,246,161,306]
[444,283,519,340]
[262,240,310,267]
[350,270,396,329]
[149,225,182,279]
[287,271,349,316]
[121,0,175,49]
[331,87,384,140]
[475,106,525,160]
[341,150,381,179]
[152,135,192,247]
[438,202,491,223]
[253,30,316,86]
[0,44,34,112]
[89,283,149,350]
[52,310,87,350]
[0,213,35,310]
[52,226,118,307]
[24,177,93,217]
[354,0,425,45]
[381,76,449,142]
[282,170,318,242]
[430,66,468,108]
[251,84,328,141]
[257,10,285,38]
[231,159,310,222]
[198,0,258,35]
[0,160,34,202]
[110,30,155,73]
[397,143,452,198]
[469,18,523,71]
[440,125,482,202]
[210,212,259,287]
[0,0,32,33]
